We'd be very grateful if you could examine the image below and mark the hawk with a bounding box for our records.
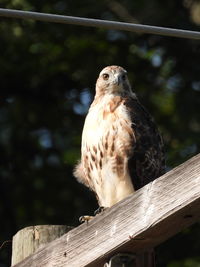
[74,65,165,212]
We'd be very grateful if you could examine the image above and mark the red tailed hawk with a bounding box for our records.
[74,65,165,211]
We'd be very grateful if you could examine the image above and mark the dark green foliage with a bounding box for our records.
[0,0,200,266]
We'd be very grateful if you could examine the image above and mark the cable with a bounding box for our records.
[0,8,200,40]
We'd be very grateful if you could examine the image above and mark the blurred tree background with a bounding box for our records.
[0,0,200,266]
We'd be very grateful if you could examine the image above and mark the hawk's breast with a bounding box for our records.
[81,95,135,207]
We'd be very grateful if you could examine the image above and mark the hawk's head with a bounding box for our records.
[96,65,133,96]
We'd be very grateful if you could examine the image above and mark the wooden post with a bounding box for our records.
[104,249,155,267]
[11,225,73,266]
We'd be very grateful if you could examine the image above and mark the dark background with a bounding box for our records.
[0,0,200,266]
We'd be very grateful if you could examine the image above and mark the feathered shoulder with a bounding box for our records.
[124,96,165,189]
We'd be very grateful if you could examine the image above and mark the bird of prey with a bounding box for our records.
[74,65,165,214]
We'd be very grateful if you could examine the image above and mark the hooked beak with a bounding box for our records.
[113,74,121,86]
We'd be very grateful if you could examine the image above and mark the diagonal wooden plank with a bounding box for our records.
[13,153,200,267]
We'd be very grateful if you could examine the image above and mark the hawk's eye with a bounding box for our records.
[103,73,109,80]
[122,74,126,80]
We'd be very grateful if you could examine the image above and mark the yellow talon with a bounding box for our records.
[79,215,94,223]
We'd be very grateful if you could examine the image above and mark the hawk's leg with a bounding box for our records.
[79,207,107,223]
[94,206,107,215]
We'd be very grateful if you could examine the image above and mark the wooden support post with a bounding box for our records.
[104,249,155,267]
[11,225,72,266]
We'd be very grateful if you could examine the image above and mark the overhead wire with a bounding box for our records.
[0,8,200,40]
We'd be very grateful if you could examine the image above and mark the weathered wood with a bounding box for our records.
[13,153,200,267]
[11,225,72,266]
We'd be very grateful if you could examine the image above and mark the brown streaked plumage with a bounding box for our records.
[74,65,165,208]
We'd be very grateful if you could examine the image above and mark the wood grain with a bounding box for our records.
[13,153,200,267]
[11,225,72,266]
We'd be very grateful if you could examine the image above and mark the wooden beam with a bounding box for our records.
[13,154,200,267]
